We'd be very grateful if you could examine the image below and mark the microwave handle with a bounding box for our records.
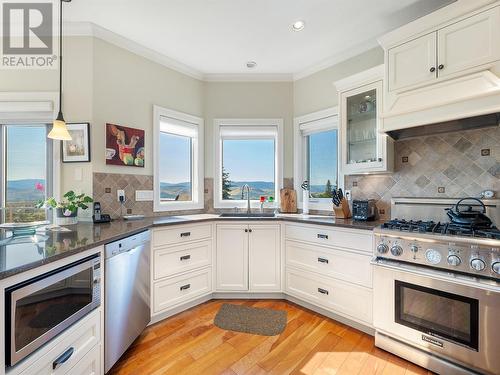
[53,347,74,369]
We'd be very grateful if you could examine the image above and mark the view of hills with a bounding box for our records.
[6,179,45,202]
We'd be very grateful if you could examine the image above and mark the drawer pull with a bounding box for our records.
[317,257,329,264]
[180,232,191,238]
[317,288,329,295]
[180,284,191,291]
[317,234,328,240]
[53,347,74,370]
[180,255,191,261]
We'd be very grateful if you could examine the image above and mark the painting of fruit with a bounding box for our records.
[106,123,145,167]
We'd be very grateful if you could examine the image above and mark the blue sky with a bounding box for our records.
[308,130,337,187]
[223,139,275,181]
[6,126,46,181]
[159,133,192,184]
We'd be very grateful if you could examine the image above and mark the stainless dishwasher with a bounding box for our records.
[104,230,151,373]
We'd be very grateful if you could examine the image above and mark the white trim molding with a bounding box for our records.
[153,105,204,212]
[293,107,340,211]
[213,118,284,209]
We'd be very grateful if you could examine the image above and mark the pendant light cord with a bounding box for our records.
[58,0,63,112]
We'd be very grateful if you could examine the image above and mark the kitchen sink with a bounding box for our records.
[219,213,276,218]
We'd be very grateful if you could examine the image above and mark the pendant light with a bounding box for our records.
[48,0,72,140]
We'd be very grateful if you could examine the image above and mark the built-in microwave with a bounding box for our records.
[5,254,101,367]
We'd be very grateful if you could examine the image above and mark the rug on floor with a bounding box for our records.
[214,303,287,336]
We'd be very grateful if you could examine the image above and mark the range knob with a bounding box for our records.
[470,258,486,272]
[492,262,500,275]
[391,245,403,256]
[410,245,419,253]
[447,254,461,267]
[377,243,389,254]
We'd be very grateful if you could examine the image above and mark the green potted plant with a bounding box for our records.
[37,191,93,225]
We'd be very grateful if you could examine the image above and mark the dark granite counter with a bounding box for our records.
[0,214,381,280]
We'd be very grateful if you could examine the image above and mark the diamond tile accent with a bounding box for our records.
[345,126,500,219]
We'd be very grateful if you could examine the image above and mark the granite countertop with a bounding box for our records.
[0,214,382,281]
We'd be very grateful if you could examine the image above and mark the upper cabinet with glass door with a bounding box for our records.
[335,65,394,175]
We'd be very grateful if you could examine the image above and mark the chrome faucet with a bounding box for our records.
[241,184,251,215]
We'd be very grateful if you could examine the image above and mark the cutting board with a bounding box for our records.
[280,188,297,213]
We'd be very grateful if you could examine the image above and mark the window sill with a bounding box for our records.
[154,202,204,212]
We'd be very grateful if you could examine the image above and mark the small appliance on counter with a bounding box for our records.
[92,202,111,223]
[352,199,377,221]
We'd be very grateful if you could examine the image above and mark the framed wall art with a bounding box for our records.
[62,122,91,163]
[105,123,145,167]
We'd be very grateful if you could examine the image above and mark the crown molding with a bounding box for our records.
[64,21,381,83]
[292,38,381,81]
[64,22,205,80]
[204,73,293,82]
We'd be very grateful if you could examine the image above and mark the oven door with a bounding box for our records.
[5,255,101,367]
[373,262,500,374]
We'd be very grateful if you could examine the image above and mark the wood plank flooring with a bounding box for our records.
[109,300,433,375]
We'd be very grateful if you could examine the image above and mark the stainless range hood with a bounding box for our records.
[387,112,500,140]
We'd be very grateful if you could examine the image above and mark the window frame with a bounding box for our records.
[0,92,60,223]
[294,107,341,211]
[153,105,204,212]
[214,118,283,209]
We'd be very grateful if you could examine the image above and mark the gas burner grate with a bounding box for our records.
[381,219,500,240]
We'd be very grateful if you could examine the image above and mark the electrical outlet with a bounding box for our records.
[344,190,352,201]
[117,190,125,202]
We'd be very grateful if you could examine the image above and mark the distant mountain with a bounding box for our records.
[6,179,45,202]
[226,181,275,200]
[160,182,191,200]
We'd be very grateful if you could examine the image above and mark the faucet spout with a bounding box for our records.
[241,184,251,215]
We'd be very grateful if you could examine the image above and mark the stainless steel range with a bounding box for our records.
[372,198,500,375]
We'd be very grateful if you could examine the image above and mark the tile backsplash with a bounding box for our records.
[345,126,500,219]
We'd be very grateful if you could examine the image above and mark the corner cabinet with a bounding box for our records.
[216,223,281,292]
[335,65,394,175]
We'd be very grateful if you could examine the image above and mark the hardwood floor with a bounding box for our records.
[109,300,433,375]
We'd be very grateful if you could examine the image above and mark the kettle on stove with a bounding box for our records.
[446,197,492,227]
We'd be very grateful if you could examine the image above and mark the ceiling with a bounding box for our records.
[64,0,455,79]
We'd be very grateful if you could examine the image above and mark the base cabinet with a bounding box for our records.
[216,223,280,292]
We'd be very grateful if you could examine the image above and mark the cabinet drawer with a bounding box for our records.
[64,344,100,375]
[154,240,212,280]
[153,224,212,247]
[153,268,212,313]
[284,224,372,253]
[286,268,372,324]
[285,240,372,288]
[20,309,100,375]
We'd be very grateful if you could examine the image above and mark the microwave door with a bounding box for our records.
[7,256,99,366]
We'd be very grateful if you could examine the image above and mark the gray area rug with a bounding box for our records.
[214,303,287,336]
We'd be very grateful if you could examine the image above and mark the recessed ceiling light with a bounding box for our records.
[292,20,305,32]
[246,61,257,69]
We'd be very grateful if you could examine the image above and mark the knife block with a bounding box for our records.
[333,199,351,219]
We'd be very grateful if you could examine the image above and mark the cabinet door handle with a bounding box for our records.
[318,288,329,295]
[53,347,74,370]
[180,284,191,291]
[429,67,436,72]
[180,255,191,261]
[438,64,444,70]
[180,232,191,238]
[249,229,253,233]
[318,257,329,264]
[317,234,328,240]
[245,229,248,233]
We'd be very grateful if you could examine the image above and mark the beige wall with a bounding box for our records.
[92,38,204,176]
[293,47,384,116]
[203,81,294,178]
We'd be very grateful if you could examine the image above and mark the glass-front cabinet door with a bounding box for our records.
[338,67,393,174]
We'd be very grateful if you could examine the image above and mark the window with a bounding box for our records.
[153,106,203,211]
[294,108,339,210]
[214,119,283,208]
[1,124,53,223]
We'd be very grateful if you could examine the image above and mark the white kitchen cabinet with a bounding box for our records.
[437,6,500,79]
[248,224,281,291]
[387,7,500,92]
[336,66,394,174]
[216,224,249,291]
[216,223,281,292]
